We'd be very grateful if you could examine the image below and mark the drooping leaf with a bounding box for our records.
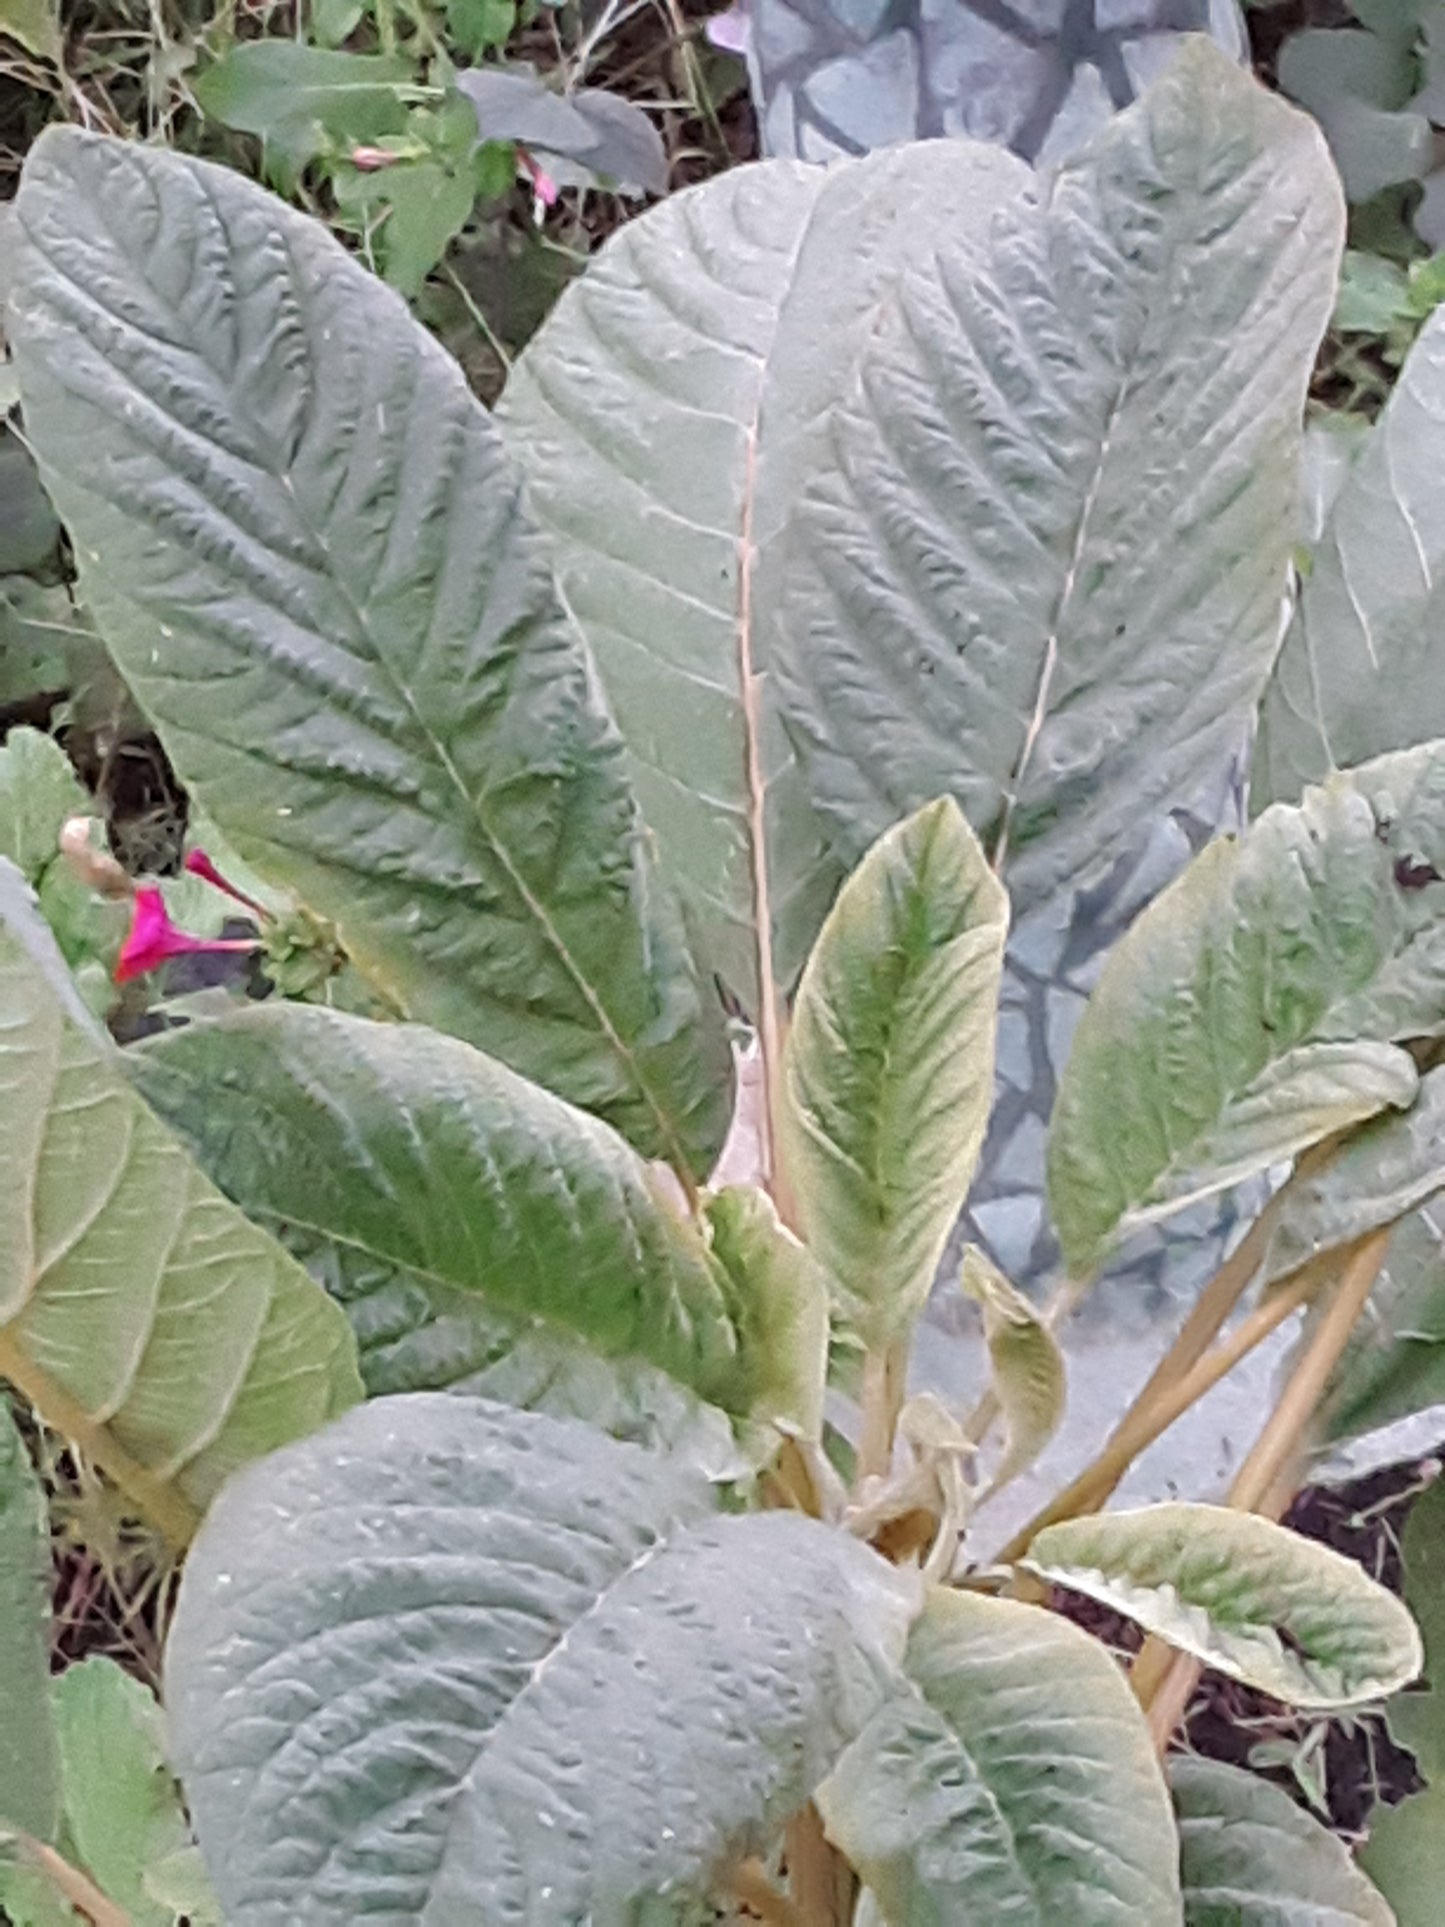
[10,127,730,1178]
[499,141,1025,1009]
[817,1588,1182,1925]
[1024,1503,1422,1710]
[742,0,1244,165]
[1264,1065,1445,1286]
[1256,305,1445,809]
[774,43,1342,932]
[0,863,361,1539]
[958,1247,1065,1495]
[1319,1200,1445,1455]
[130,998,824,1440]
[1172,1755,1392,1926]
[781,798,1007,1351]
[1046,746,1445,1278]
[165,1394,915,1923]
[52,1658,195,1927]
[0,1397,58,1843]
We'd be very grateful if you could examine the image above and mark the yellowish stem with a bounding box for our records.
[784,1805,854,1927]
[733,1859,805,1926]
[856,1339,908,1486]
[8,1832,132,1927]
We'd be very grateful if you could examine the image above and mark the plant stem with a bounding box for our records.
[0,1334,198,1549]
[1134,1229,1392,1754]
[784,1804,853,1926]
[994,1258,1323,1565]
[733,1859,804,1926]
[856,1337,908,1485]
[8,1831,131,1927]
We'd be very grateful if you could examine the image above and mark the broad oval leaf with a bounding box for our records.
[1265,1065,1445,1287]
[774,43,1342,927]
[1023,1502,1422,1710]
[958,1247,1065,1496]
[781,797,1007,1350]
[0,1397,58,1842]
[499,142,1025,1009]
[1255,270,1445,811]
[0,864,361,1541]
[1172,1755,1393,1926]
[166,1393,916,1924]
[9,126,729,1178]
[130,1000,825,1439]
[817,1587,1183,1925]
[1046,746,1445,1277]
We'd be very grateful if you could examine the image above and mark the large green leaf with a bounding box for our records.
[9,126,729,1178]
[774,43,1342,921]
[817,1588,1182,1925]
[0,1397,57,1843]
[1361,1777,1445,1927]
[1319,1199,1445,1454]
[1046,746,1445,1278]
[1024,1503,1422,1710]
[194,44,413,179]
[1255,303,1445,810]
[0,864,361,1538]
[130,1000,825,1440]
[498,143,1025,1008]
[165,1394,915,1923]
[1265,1064,1445,1286]
[1171,1756,1392,1926]
[781,798,1007,1350]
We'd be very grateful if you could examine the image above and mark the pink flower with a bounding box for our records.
[115,887,258,984]
[517,147,558,207]
[183,848,269,919]
[350,146,398,173]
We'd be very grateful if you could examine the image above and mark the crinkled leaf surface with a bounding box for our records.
[0,1397,57,1842]
[0,864,361,1536]
[166,1394,915,1925]
[775,44,1341,928]
[958,1247,1065,1495]
[817,1588,1182,1925]
[1047,746,1445,1278]
[1172,1755,1392,1926]
[9,127,729,1178]
[1256,305,1445,809]
[131,1000,823,1440]
[781,799,1006,1349]
[1265,1065,1445,1286]
[499,142,1024,1008]
[1024,1503,1422,1710]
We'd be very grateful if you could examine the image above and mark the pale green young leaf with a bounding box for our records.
[499,144,1024,1009]
[958,1247,1065,1496]
[781,798,1007,1351]
[166,1394,916,1924]
[1265,1065,1445,1286]
[1172,1755,1392,1926]
[775,43,1342,921]
[1024,1503,1421,1710]
[817,1588,1182,1925]
[52,1658,194,1927]
[0,1398,58,1844]
[702,1184,827,1441]
[0,867,361,1534]
[131,1000,816,1442]
[10,127,730,1178]
[1047,746,1445,1278]
[1256,305,1445,809]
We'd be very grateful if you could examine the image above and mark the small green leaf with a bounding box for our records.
[1024,1503,1422,1710]
[958,1247,1065,1496]
[782,798,1007,1351]
[194,44,414,176]
[52,1658,192,1927]
[818,1588,1182,1925]
[446,0,514,57]
[0,864,362,1535]
[132,999,813,1437]
[0,0,60,64]
[1172,1755,1392,1926]
[1265,1065,1445,1286]
[1048,746,1445,1277]
[0,1397,58,1843]
[166,1394,916,1922]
